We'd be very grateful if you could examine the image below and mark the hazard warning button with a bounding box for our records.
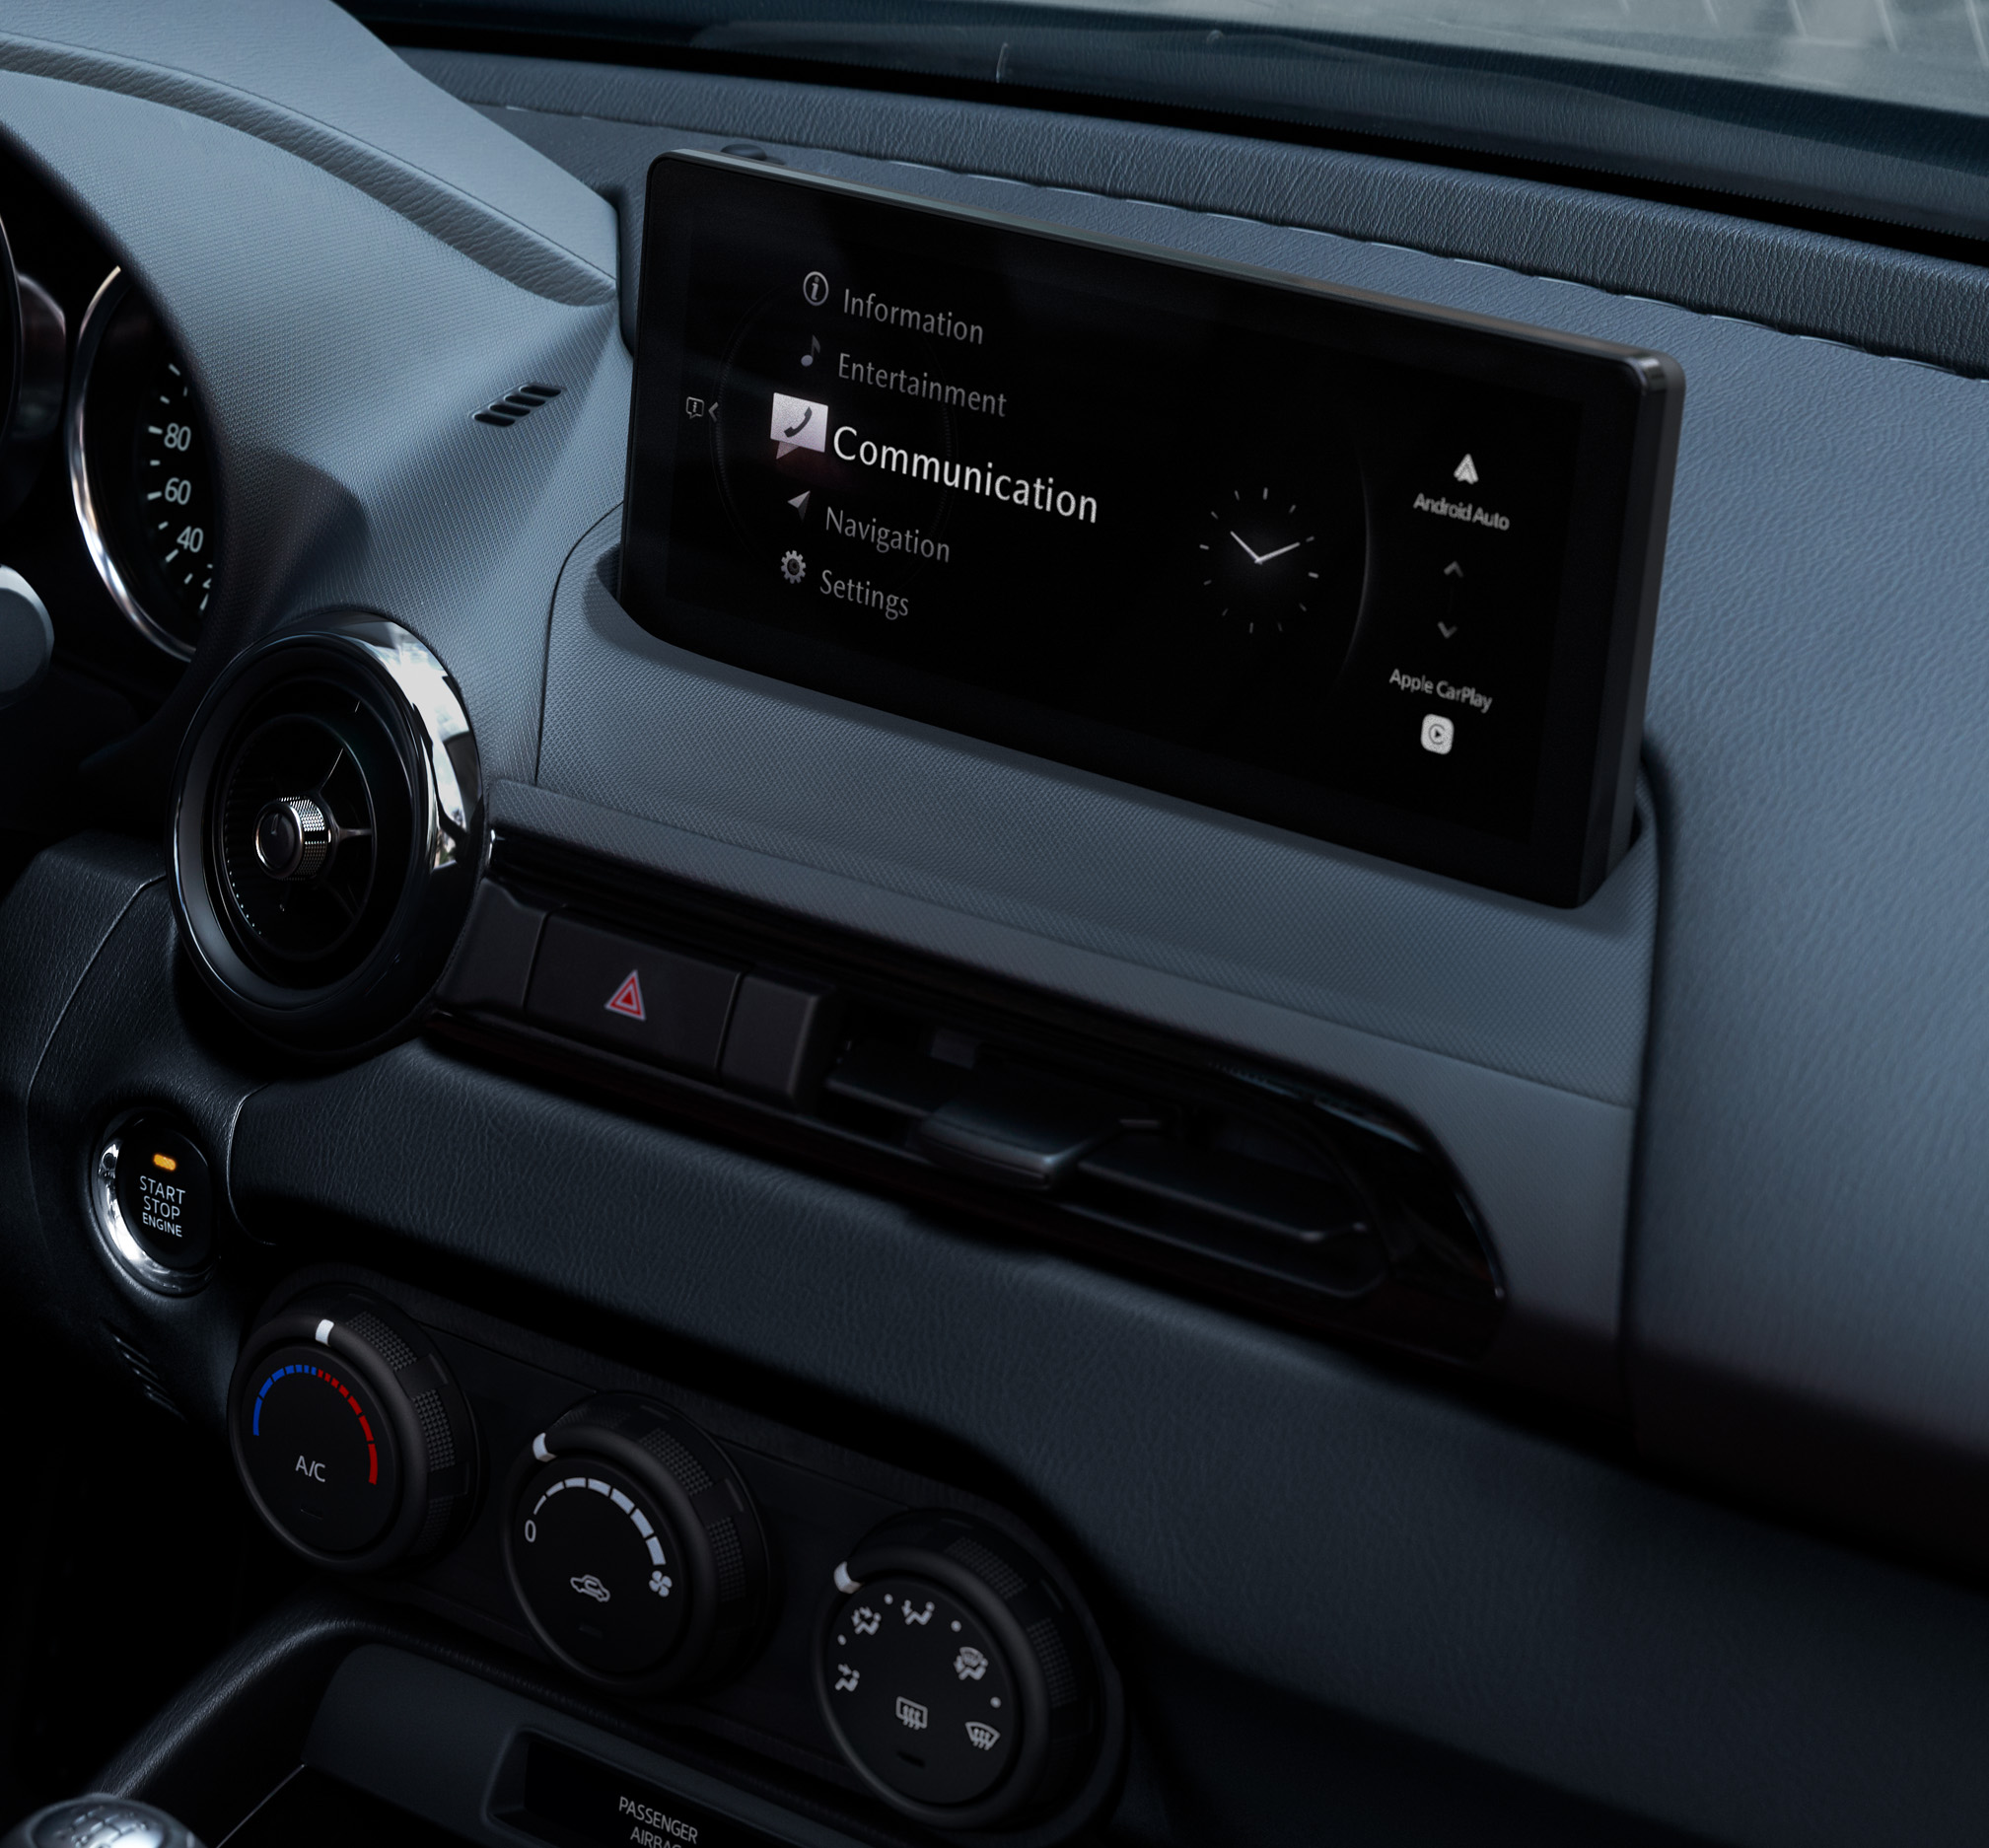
[605,969,646,1021]
[525,915,741,1073]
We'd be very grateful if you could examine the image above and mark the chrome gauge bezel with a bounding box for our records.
[67,265,201,662]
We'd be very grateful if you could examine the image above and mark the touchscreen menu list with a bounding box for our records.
[619,155,1680,904]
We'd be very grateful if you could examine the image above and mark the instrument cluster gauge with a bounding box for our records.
[67,266,220,660]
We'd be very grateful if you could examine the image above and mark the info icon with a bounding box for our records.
[803,269,829,307]
[1420,713,1455,755]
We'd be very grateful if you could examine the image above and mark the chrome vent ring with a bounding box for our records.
[171,619,482,1053]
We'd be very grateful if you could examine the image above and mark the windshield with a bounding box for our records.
[354,0,1989,248]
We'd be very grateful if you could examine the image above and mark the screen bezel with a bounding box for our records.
[619,151,1681,907]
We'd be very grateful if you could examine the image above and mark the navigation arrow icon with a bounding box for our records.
[788,491,811,518]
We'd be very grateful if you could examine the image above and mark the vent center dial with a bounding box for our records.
[514,1458,690,1676]
[503,1393,770,1695]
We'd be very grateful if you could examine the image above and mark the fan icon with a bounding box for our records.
[780,549,807,585]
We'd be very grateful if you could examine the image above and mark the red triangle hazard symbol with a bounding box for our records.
[604,969,646,1022]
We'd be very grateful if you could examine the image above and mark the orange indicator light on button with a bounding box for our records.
[151,1152,178,1172]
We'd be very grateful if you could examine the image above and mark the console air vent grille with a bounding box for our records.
[210,679,407,986]
[430,839,1506,1365]
[107,1327,181,1418]
[170,620,483,1055]
[473,382,562,427]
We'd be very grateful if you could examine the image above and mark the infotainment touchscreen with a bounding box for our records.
[618,153,1681,906]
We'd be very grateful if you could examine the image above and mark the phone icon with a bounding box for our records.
[771,392,828,459]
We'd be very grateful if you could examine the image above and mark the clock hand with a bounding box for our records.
[1252,539,1304,563]
[1229,530,1266,565]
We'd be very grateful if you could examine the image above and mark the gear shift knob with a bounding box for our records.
[0,1797,206,1848]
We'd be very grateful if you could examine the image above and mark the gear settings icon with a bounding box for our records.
[780,549,807,585]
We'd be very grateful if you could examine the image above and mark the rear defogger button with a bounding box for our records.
[525,916,741,1073]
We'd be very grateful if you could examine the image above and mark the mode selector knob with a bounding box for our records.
[503,1393,770,1695]
[228,1287,479,1572]
[817,1512,1118,1832]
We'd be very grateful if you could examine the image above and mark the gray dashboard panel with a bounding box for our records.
[230,1040,1989,1848]
[7,11,1989,1841]
[460,75,1989,1552]
[12,0,1988,1524]
[0,2,616,303]
[0,43,630,798]
[420,48,1989,380]
[528,513,1655,1405]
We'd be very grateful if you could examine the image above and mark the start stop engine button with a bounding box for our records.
[111,1119,214,1271]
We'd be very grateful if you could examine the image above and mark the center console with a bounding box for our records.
[184,1267,1127,1847]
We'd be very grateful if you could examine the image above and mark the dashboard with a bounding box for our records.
[5,4,1989,1846]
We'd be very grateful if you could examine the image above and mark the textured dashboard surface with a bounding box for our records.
[421,47,1989,380]
[439,53,1989,1563]
[8,12,1989,1841]
[0,3,616,303]
[520,514,1657,1404]
[0,7,629,806]
[232,1040,1989,1848]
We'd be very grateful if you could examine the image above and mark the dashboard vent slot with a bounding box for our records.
[107,1327,182,1418]
[430,841,1506,1365]
[473,382,562,427]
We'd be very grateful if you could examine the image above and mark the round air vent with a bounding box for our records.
[171,619,482,1053]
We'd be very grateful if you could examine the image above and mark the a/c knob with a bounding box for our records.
[228,1286,478,1572]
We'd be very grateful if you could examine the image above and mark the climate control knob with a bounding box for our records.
[503,1393,769,1694]
[229,1287,479,1572]
[817,1512,1107,1830]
